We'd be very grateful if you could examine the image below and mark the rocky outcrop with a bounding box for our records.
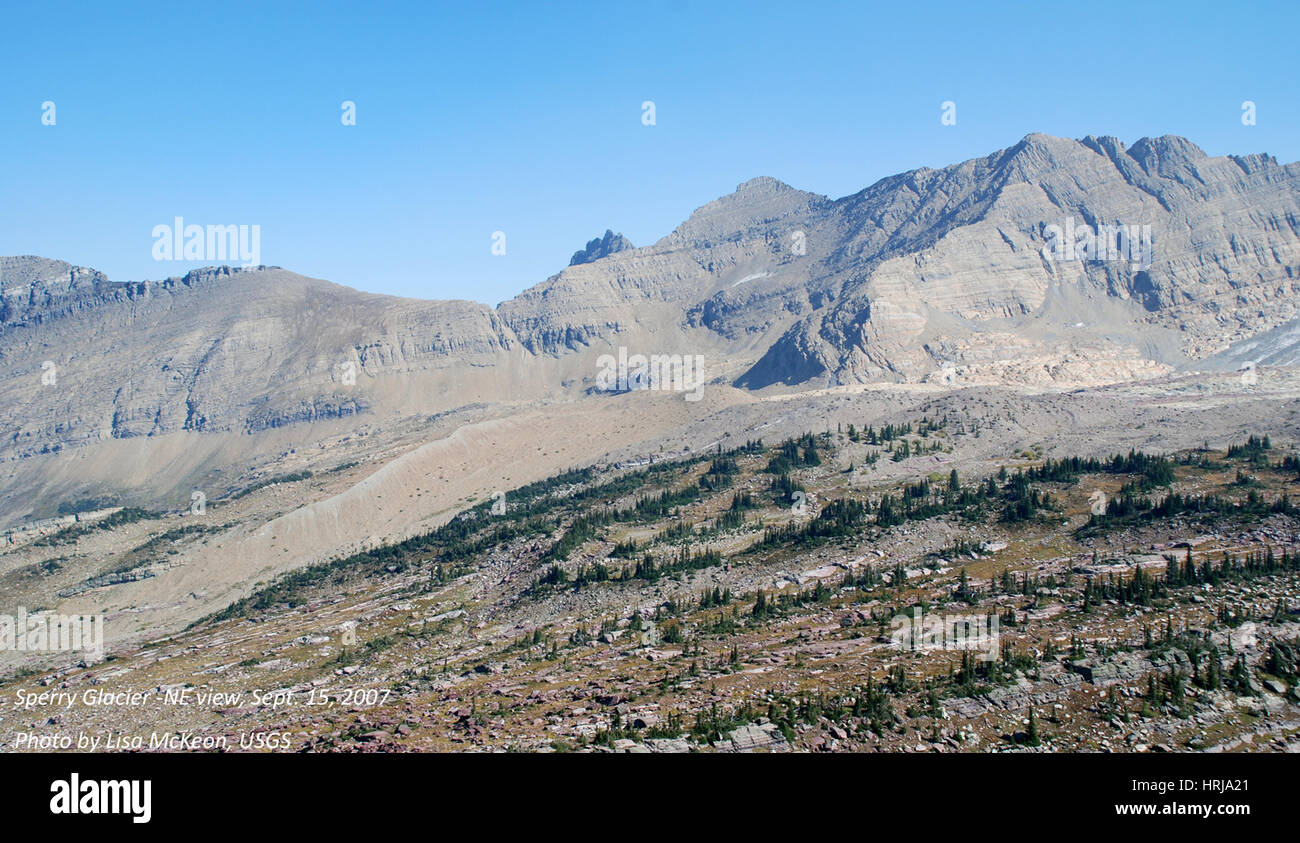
[569,230,634,266]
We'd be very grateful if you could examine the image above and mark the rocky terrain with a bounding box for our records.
[1,131,1299,752]
[2,412,1298,753]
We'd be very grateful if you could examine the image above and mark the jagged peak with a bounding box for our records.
[1126,135,1209,173]
[706,176,822,210]
[1129,134,1208,157]
[668,177,822,244]
[569,230,634,266]
[997,133,1098,168]
[1079,134,1127,153]
[1017,132,1080,150]
[842,135,1084,202]
[732,175,799,195]
[987,132,1211,185]
[1008,132,1209,166]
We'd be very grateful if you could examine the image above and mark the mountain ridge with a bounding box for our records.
[2,131,1298,526]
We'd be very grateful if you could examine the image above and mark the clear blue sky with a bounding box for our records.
[2,0,1296,305]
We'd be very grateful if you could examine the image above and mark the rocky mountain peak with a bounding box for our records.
[1126,134,1209,175]
[668,176,824,245]
[732,175,798,196]
[569,230,634,266]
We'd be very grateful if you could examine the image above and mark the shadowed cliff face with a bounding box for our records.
[2,133,1298,523]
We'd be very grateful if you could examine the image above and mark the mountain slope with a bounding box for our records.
[2,132,1298,528]
[736,134,1300,387]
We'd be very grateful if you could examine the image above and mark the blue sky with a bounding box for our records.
[2,0,1296,305]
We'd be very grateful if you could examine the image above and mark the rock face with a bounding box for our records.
[730,134,1300,387]
[1,260,524,450]
[0,256,117,326]
[505,135,1300,389]
[568,230,634,266]
[1,132,1298,524]
[0,258,548,523]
